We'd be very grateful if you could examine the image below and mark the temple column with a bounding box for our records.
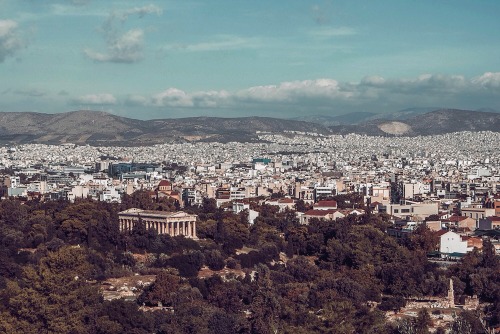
[193,220,197,238]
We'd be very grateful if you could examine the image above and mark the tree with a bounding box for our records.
[406,225,438,253]
[208,311,244,334]
[415,308,432,334]
[167,251,204,277]
[449,311,485,334]
[0,246,102,334]
[204,249,225,271]
[138,270,182,307]
[96,299,152,334]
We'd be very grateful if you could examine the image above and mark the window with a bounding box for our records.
[401,209,410,213]
[394,209,399,213]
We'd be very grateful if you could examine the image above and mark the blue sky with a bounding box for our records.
[1,0,499,119]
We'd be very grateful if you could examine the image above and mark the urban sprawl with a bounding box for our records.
[1,130,500,256]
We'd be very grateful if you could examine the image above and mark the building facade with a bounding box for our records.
[118,208,197,239]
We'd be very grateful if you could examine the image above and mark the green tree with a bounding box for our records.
[1,246,102,334]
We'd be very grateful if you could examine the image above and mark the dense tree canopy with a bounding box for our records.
[0,195,498,333]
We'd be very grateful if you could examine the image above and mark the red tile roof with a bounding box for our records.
[315,200,337,207]
[158,180,171,187]
[446,215,468,222]
[279,198,294,203]
[435,229,449,237]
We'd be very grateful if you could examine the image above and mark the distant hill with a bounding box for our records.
[329,109,500,136]
[292,108,447,125]
[0,110,331,145]
[370,107,442,121]
[292,112,376,125]
[476,107,498,113]
[1,108,499,145]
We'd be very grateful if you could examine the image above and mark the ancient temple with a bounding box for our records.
[118,208,197,239]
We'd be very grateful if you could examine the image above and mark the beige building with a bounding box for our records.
[300,209,345,225]
[370,184,391,204]
[461,206,495,221]
[118,208,197,239]
[387,201,438,220]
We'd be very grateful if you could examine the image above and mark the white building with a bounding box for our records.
[439,231,467,255]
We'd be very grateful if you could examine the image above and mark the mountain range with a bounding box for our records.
[329,109,500,136]
[0,110,329,146]
[0,108,499,146]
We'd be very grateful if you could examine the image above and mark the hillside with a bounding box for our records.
[291,112,377,126]
[1,108,499,145]
[0,110,331,145]
[329,109,500,136]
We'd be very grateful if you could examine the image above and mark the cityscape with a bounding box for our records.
[2,0,500,333]
[1,127,500,333]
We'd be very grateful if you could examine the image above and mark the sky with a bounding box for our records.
[1,0,500,120]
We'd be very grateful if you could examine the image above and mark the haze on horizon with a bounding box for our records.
[1,0,499,120]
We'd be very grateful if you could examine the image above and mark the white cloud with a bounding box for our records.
[165,35,263,52]
[192,90,230,107]
[130,72,500,116]
[0,19,23,62]
[84,29,144,63]
[152,88,194,107]
[472,72,500,89]
[116,4,162,21]
[84,4,162,63]
[236,79,353,102]
[125,94,148,106]
[360,76,385,85]
[73,93,117,105]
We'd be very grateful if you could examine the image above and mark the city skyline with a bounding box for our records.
[1,0,500,119]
